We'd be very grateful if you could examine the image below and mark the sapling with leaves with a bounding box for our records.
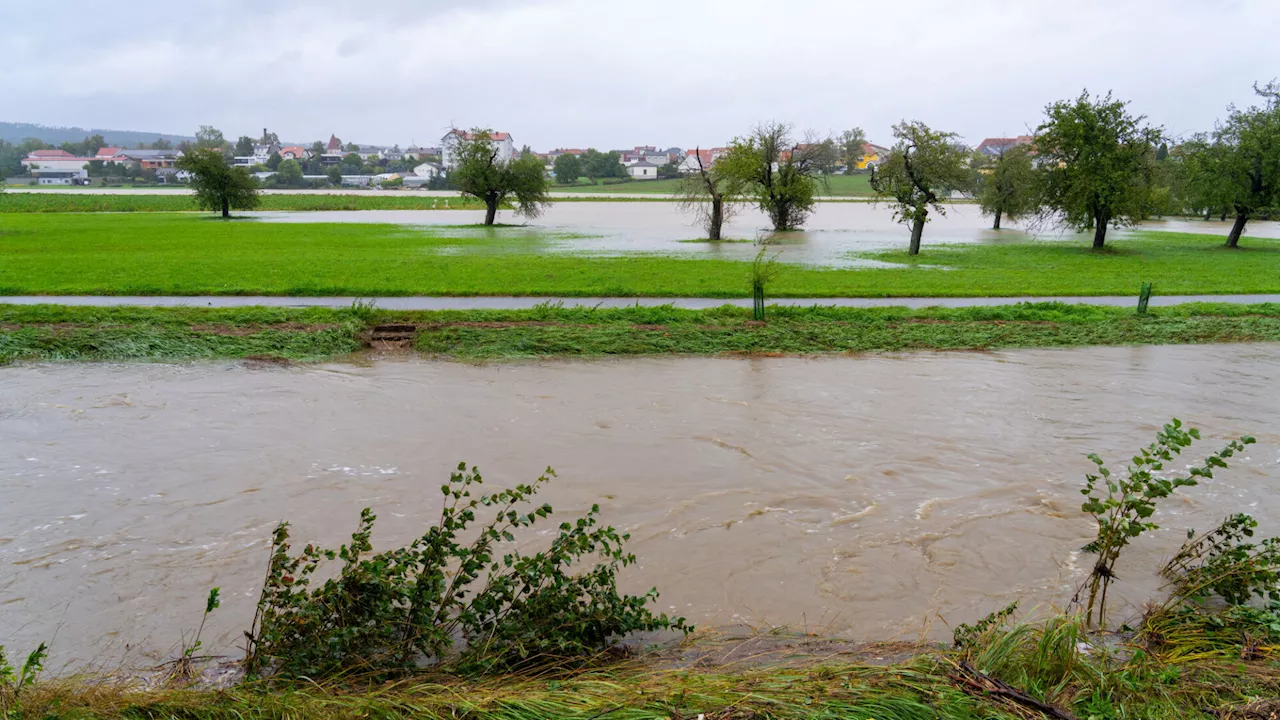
[749,247,781,321]
[1075,419,1255,628]
[244,462,689,679]
[0,642,47,718]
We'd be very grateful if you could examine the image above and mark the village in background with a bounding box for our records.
[0,122,1025,189]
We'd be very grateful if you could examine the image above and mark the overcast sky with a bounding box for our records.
[3,0,1275,150]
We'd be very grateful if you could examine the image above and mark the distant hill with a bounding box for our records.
[0,122,194,147]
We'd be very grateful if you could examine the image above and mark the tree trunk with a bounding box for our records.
[1204,208,1212,221]
[484,198,498,226]
[1092,210,1108,249]
[992,207,1002,230]
[1092,223,1107,249]
[221,197,229,218]
[709,197,723,241]
[908,214,925,255]
[1226,212,1248,248]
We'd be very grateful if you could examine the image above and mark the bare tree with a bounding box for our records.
[675,147,743,241]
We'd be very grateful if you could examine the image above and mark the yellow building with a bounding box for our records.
[856,143,890,170]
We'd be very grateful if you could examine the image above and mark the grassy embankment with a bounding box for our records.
[4,302,1280,363]
[551,173,876,196]
[10,608,1280,718]
[0,213,1277,297]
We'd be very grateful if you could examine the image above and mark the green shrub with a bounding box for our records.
[1076,419,1254,627]
[1162,513,1280,607]
[244,463,689,679]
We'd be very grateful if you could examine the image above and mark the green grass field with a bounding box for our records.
[3,302,1279,363]
[552,173,874,196]
[0,213,1277,297]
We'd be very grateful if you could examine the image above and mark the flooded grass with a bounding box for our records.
[4,302,1280,362]
[2,213,1279,296]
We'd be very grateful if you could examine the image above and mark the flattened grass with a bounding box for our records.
[1,213,1278,297]
[3,302,1279,363]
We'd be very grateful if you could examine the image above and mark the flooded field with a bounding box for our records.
[3,345,1280,669]
[250,202,1280,266]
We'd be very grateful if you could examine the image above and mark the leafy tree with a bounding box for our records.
[811,139,840,176]
[151,138,172,150]
[235,136,255,157]
[1176,134,1235,221]
[341,152,364,171]
[266,151,282,171]
[553,153,582,184]
[276,158,304,186]
[1200,81,1280,248]
[869,121,973,254]
[310,140,326,158]
[975,144,1038,230]
[1156,142,1170,161]
[676,147,744,241]
[1034,90,1163,248]
[839,127,868,173]
[176,147,260,218]
[450,128,550,225]
[718,122,827,231]
[345,142,359,152]
[196,125,227,150]
[658,158,681,180]
[326,165,343,186]
[581,149,626,184]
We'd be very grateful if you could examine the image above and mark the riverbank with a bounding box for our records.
[4,302,1280,362]
[1,213,1278,297]
[11,612,1280,719]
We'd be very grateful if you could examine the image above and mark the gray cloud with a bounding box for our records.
[2,0,1275,149]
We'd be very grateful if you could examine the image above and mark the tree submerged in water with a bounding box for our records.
[244,462,689,679]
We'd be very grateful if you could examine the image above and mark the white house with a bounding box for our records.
[678,148,727,174]
[440,130,514,169]
[626,160,658,180]
[21,149,91,184]
[412,162,442,179]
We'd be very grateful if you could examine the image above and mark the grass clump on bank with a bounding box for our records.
[3,301,1280,363]
[3,213,1280,297]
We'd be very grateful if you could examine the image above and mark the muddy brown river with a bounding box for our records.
[3,346,1279,668]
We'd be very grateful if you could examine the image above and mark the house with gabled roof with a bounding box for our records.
[440,129,514,169]
[975,135,1033,157]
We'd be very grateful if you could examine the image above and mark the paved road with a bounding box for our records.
[2,295,1277,310]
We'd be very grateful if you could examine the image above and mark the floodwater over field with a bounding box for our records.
[3,346,1280,668]
[251,202,1280,267]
